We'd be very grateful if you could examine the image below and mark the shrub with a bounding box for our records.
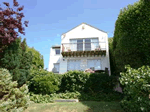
[29,93,53,103]
[119,65,150,112]
[60,70,90,92]
[49,91,123,102]
[50,91,81,100]
[0,68,30,112]
[28,69,61,95]
[84,73,117,94]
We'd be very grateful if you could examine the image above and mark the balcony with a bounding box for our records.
[61,42,106,57]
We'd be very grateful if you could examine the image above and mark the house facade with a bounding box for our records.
[48,23,111,75]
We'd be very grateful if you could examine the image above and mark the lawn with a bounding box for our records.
[24,101,124,112]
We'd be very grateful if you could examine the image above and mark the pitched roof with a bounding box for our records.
[62,22,107,35]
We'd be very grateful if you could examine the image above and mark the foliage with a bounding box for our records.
[119,65,150,112]
[0,68,30,112]
[112,0,150,75]
[60,70,90,92]
[0,38,32,87]
[28,69,62,95]
[0,0,28,53]
[108,37,116,76]
[27,47,44,69]
[84,73,118,94]
[50,91,81,100]
[29,93,53,103]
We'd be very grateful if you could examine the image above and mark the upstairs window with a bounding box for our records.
[55,49,60,55]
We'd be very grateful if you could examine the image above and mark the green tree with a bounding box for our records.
[108,37,116,76]
[27,47,44,69]
[0,38,32,87]
[0,68,30,112]
[112,0,150,75]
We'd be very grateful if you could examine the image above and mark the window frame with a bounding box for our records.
[53,63,59,73]
[55,49,60,55]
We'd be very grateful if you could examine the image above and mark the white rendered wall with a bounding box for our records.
[48,47,61,72]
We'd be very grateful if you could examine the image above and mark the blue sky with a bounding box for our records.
[1,0,138,69]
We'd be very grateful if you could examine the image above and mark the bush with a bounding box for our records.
[28,69,61,95]
[0,68,30,112]
[49,91,123,101]
[29,93,53,103]
[119,65,150,112]
[84,73,117,94]
[50,91,81,100]
[60,70,90,92]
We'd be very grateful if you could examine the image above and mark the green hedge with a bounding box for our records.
[28,69,62,95]
[60,70,90,92]
[119,65,150,112]
[84,72,117,94]
[112,0,150,75]
[60,70,118,94]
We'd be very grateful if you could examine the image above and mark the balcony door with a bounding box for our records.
[77,39,83,51]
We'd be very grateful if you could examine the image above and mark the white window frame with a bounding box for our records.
[55,49,60,55]
[67,59,81,71]
[87,59,101,70]
[70,37,99,51]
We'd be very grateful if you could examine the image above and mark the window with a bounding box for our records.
[87,59,101,70]
[85,38,91,51]
[55,49,60,55]
[67,59,81,71]
[53,63,59,73]
[70,38,99,51]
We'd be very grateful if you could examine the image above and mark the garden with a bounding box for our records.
[0,0,150,112]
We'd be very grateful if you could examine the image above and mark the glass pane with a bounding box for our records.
[55,49,60,54]
[54,64,59,72]
[91,38,99,50]
[87,60,94,69]
[85,39,91,51]
[95,60,101,70]
[70,39,77,51]
[77,39,83,51]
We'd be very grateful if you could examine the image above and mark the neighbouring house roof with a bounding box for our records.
[62,22,107,36]
[51,45,61,48]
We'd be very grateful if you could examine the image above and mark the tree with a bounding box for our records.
[0,38,32,87]
[27,47,44,69]
[108,37,116,76]
[0,0,28,52]
[0,68,30,112]
[112,0,150,75]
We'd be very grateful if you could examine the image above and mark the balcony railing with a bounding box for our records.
[62,42,106,52]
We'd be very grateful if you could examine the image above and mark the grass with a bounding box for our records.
[24,101,124,112]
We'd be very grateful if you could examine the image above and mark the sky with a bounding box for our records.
[1,0,139,69]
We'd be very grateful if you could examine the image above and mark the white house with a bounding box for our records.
[48,23,111,75]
